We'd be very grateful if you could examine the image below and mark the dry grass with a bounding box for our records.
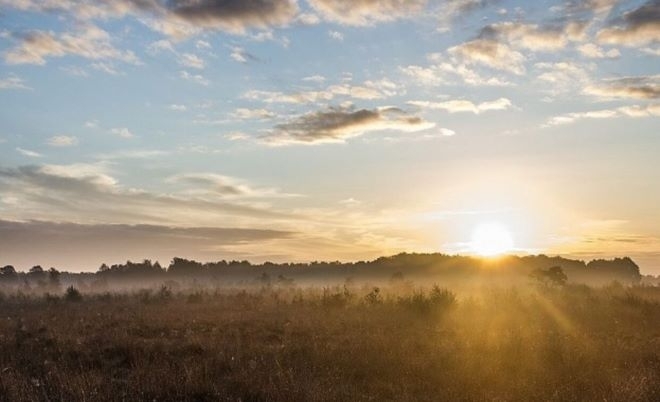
[1,284,659,401]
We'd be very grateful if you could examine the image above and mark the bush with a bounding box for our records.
[64,286,82,302]
[398,286,456,315]
[364,287,382,305]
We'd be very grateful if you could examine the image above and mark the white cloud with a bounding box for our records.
[180,70,210,86]
[231,108,275,120]
[5,25,140,66]
[110,127,133,138]
[578,43,621,59]
[196,40,211,50]
[47,135,78,147]
[328,30,344,41]
[448,39,526,75]
[408,97,513,114]
[302,75,326,83]
[309,0,429,26]
[0,74,30,89]
[91,61,121,75]
[84,120,99,129]
[543,104,660,126]
[16,147,43,157]
[169,104,187,111]
[179,53,205,69]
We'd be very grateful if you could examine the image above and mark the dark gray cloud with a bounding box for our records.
[597,0,660,45]
[168,0,297,31]
[0,219,293,271]
[262,107,435,145]
[1,0,298,38]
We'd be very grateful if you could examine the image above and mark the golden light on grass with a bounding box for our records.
[470,222,515,256]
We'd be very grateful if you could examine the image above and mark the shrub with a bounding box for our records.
[64,286,82,302]
[364,287,382,305]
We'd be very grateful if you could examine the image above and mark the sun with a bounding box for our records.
[470,222,515,256]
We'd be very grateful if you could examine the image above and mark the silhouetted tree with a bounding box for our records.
[0,265,18,282]
[48,267,61,287]
[531,266,568,287]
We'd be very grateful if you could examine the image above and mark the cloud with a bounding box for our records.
[436,0,502,31]
[4,25,140,65]
[230,108,275,120]
[243,80,398,105]
[308,0,429,26]
[16,147,43,157]
[84,120,99,128]
[0,164,295,229]
[110,127,134,138]
[584,75,660,100]
[561,0,618,14]
[480,21,587,51]
[229,46,258,63]
[302,75,326,83]
[180,70,210,86]
[169,104,187,111]
[408,97,513,114]
[94,149,170,160]
[328,30,344,41]
[534,62,592,95]
[47,135,78,147]
[641,46,660,56]
[0,0,299,39]
[597,0,660,46]
[91,61,121,75]
[577,43,621,58]
[147,39,176,55]
[0,219,293,271]
[168,172,293,198]
[0,74,30,90]
[543,103,660,126]
[179,52,205,69]
[162,0,298,35]
[448,39,526,74]
[261,106,435,145]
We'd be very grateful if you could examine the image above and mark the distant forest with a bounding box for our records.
[0,253,653,291]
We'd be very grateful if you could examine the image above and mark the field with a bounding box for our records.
[1,283,659,401]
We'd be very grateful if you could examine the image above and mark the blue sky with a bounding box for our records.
[0,0,659,273]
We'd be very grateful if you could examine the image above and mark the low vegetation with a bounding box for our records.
[1,283,659,401]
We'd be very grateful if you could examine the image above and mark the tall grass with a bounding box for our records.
[0,284,658,401]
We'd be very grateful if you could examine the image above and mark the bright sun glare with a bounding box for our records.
[470,223,515,256]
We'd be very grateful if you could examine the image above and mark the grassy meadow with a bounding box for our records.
[1,283,659,401]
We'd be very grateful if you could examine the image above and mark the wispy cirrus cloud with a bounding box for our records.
[16,147,43,158]
[543,103,660,126]
[0,74,30,90]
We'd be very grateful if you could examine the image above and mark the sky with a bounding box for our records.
[0,0,659,273]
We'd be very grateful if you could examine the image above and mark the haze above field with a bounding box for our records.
[0,0,658,273]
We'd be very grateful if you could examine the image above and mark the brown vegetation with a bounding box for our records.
[1,283,659,401]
